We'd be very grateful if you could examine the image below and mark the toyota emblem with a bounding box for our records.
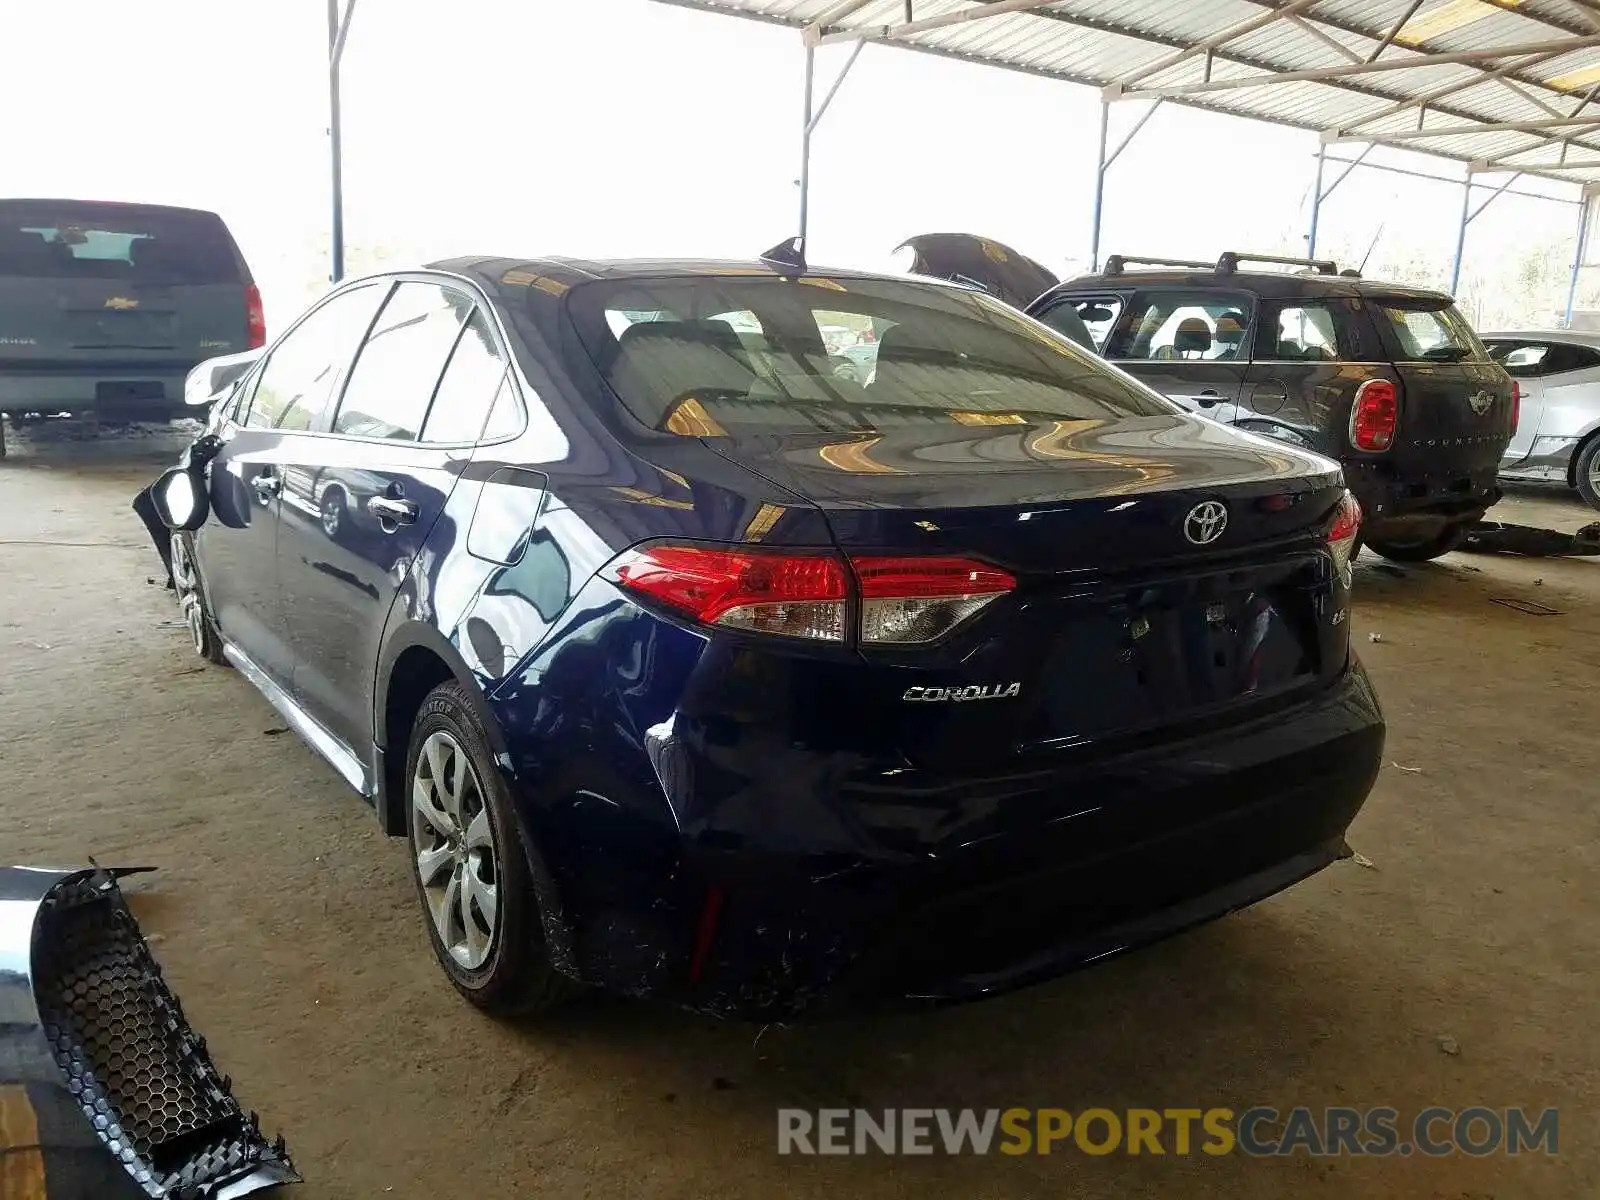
[1183,500,1229,545]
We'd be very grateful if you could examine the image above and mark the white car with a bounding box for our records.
[1484,329,1600,511]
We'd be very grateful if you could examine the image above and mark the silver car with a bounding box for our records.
[1484,330,1600,511]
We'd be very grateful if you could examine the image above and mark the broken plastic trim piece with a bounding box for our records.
[0,866,297,1198]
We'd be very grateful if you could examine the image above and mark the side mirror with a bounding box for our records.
[151,467,211,531]
[184,348,263,407]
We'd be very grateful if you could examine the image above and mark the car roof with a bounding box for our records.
[427,254,953,290]
[1480,328,1600,346]
[1049,269,1452,303]
[0,197,227,220]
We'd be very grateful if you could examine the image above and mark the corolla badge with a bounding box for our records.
[903,683,1022,702]
[1468,390,1494,416]
[1183,500,1229,546]
[104,296,139,310]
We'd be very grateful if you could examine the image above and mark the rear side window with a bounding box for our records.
[335,281,472,440]
[420,310,510,444]
[1268,304,1343,361]
[1374,299,1485,363]
[243,284,387,432]
[1487,341,1550,376]
[1106,291,1253,362]
[1541,342,1600,375]
[0,201,245,284]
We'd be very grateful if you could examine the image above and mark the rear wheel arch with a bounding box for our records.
[1568,425,1600,494]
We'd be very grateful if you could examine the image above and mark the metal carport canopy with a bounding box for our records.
[649,0,1600,312]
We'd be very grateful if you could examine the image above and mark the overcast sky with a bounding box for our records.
[0,0,1584,326]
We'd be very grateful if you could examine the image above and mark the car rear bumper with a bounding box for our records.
[1346,459,1501,539]
[0,367,190,415]
[521,657,1385,1018]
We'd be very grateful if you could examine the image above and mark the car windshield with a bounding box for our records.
[0,201,243,284]
[568,275,1175,435]
[1373,298,1484,364]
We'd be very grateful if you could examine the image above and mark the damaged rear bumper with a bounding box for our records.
[0,866,296,1198]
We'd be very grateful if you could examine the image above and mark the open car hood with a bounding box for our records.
[896,233,1060,309]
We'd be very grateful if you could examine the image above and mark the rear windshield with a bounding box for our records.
[568,275,1175,435]
[1371,297,1485,363]
[0,201,245,284]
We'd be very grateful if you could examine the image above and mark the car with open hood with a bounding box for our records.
[140,250,1384,1017]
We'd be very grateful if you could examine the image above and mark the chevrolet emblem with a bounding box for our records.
[104,296,139,310]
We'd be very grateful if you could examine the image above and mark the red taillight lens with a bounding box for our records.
[852,555,1016,643]
[1327,491,1361,578]
[610,545,849,640]
[245,284,266,349]
[1350,379,1398,452]
[607,546,1015,643]
[1511,381,1521,433]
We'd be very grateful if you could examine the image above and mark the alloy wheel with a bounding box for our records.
[411,730,499,970]
[1589,453,1600,495]
[321,493,342,539]
[169,534,207,657]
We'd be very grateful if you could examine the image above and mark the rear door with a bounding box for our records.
[276,278,491,754]
[1485,339,1552,462]
[1368,296,1514,477]
[196,283,386,687]
[1048,288,1254,422]
[1240,296,1385,456]
[0,200,252,387]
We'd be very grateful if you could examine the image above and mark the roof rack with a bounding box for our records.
[1102,251,1351,278]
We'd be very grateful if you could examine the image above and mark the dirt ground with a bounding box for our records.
[1,420,1596,1200]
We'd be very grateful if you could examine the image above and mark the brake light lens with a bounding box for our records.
[245,284,267,349]
[1511,381,1521,433]
[853,555,1016,643]
[1350,379,1398,452]
[607,546,1015,644]
[1328,490,1362,580]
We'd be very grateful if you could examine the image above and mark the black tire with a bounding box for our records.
[171,533,226,664]
[1575,435,1600,512]
[404,680,573,1016]
[1365,524,1466,563]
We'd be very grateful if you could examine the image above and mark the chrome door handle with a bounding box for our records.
[250,471,280,502]
[367,496,418,526]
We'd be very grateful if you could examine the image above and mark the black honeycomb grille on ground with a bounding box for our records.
[31,872,296,1198]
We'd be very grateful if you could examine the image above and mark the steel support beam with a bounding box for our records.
[1115,34,1600,102]
[326,0,358,284]
[1329,113,1600,143]
[797,44,815,246]
[1118,0,1318,88]
[1450,177,1472,295]
[1565,190,1594,325]
[814,0,1061,47]
[1287,14,1364,65]
[1367,0,1425,62]
[1090,100,1109,271]
[1340,50,1568,132]
[1307,144,1327,258]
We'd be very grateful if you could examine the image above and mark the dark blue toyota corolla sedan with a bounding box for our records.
[144,254,1383,1017]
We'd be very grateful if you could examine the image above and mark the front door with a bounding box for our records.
[277,279,497,754]
[1099,288,1255,424]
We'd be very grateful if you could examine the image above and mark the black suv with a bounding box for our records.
[1029,253,1516,562]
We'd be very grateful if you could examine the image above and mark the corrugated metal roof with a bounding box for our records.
[657,0,1600,185]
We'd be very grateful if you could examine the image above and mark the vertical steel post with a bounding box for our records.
[1449,175,1471,295]
[798,44,816,246]
[1307,143,1327,258]
[1565,189,1592,327]
[327,0,345,283]
[1089,99,1109,271]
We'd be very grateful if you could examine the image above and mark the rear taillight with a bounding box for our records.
[1511,381,1521,433]
[607,545,1015,644]
[245,284,266,349]
[1350,379,1398,452]
[1328,491,1361,579]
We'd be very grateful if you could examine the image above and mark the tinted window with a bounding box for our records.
[1374,299,1485,363]
[569,276,1174,434]
[420,310,509,444]
[0,201,244,283]
[1039,295,1122,351]
[1487,341,1549,377]
[1107,291,1253,362]
[1270,304,1344,361]
[244,285,387,432]
[335,281,471,440]
[1542,342,1600,375]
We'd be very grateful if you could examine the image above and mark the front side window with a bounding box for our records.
[568,275,1175,435]
[334,281,472,440]
[1375,299,1485,363]
[1038,295,1122,352]
[1107,291,1254,362]
[243,284,387,432]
